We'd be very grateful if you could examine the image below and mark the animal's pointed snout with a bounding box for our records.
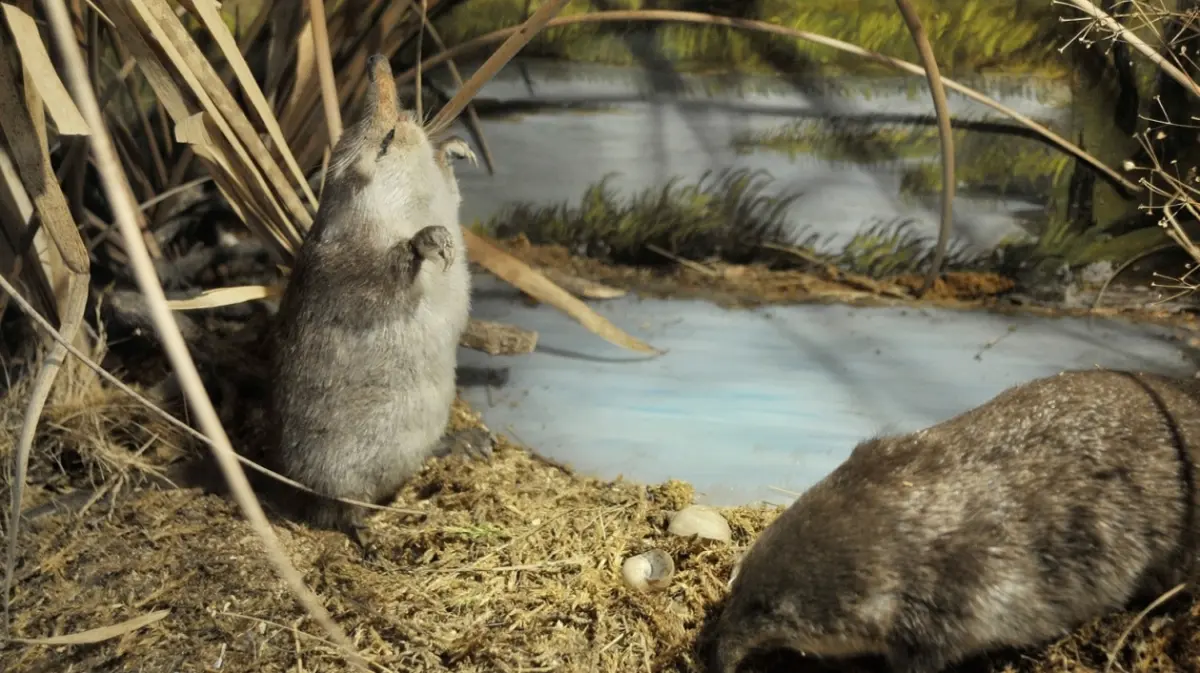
[364,55,400,124]
[366,55,387,82]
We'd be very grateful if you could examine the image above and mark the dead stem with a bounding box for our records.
[891,0,956,296]
[308,0,342,146]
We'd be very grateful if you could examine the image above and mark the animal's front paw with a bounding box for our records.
[412,225,454,271]
[432,427,496,461]
[438,136,478,167]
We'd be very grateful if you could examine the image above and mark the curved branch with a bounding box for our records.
[400,9,1139,195]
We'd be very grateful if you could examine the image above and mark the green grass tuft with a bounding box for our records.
[484,168,798,267]
[734,120,1072,201]
[793,218,984,277]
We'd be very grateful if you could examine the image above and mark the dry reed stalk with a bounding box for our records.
[401,0,496,172]
[463,229,661,354]
[890,0,955,295]
[398,9,1138,195]
[427,0,569,135]
[187,0,319,210]
[37,0,367,666]
[0,3,91,636]
[307,0,342,144]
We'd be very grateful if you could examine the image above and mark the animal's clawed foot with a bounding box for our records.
[438,136,478,167]
[412,225,454,272]
[433,427,496,461]
[345,516,380,558]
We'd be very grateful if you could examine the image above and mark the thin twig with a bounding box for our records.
[1061,0,1200,98]
[1090,243,1175,310]
[40,1,366,666]
[644,243,717,276]
[1103,582,1187,673]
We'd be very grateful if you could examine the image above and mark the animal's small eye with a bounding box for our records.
[378,128,395,158]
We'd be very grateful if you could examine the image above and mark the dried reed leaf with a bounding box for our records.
[0,144,56,322]
[286,20,315,113]
[465,229,661,354]
[166,284,279,310]
[125,0,307,243]
[185,0,319,209]
[428,0,569,135]
[9,610,170,645]
[0,19,91,633]
[174,115,252,224]
[96,1,189,120]
[1,4,89,136]
[401,0,495,173]
[540,267,627,300]
[308,0,342,145]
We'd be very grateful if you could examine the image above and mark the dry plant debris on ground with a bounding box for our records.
[0,382,1197,672]
[497,237,1200,330]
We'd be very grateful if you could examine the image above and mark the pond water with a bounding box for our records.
[437,59,1185,508]
[441,58,1074,256]
[459,275,1198,507]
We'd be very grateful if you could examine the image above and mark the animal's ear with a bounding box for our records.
[438,136,478,167]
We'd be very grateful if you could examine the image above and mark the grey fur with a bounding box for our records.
[706,369,1200,673]
[266,55,483,540]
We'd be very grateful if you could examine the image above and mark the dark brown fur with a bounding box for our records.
[705,369,1200,673]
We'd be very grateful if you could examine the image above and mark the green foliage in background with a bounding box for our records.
[734,121,1073,200]
[435,0,1073,77]
[479,169,983,277]
[481,168,797,266]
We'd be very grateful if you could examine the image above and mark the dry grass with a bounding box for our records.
[0,335,192,511]
[0,393,1197,672]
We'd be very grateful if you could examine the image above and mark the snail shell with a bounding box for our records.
[667,505,732,543]
[621,549,675,592]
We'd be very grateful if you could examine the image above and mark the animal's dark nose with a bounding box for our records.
[367,55,386,82]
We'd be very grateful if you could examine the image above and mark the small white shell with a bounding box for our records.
[667,505,732,543]
[621,549,675,592]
